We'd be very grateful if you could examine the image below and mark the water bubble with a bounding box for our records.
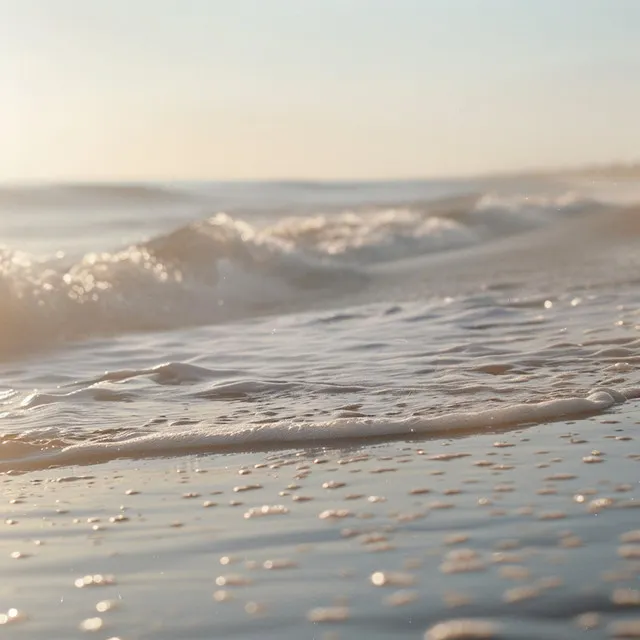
[371,571,416,587]
[79,617,104,631]
[215,574,252,587]
[318,509,352,520]
[503,585,541,603]
[575,612,600,630]
[96,600,118,613]
[244,505,289,519]
[384,590,419,607]
[307,606,350,623]
[425,618,500,640]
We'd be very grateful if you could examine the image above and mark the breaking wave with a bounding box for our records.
[0,191,607,358]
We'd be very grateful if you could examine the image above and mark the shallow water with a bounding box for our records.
[2,411,639,639]
[1,176,640,472]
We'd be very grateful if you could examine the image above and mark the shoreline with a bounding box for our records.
[3,388,635,476]
[2,409,639,639]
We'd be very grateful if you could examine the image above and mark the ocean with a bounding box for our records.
[1,174,639,473]
[3,175,640,640]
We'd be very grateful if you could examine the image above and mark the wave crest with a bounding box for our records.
[0,191,606,358]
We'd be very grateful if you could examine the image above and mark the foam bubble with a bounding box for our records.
[2,388,626,473]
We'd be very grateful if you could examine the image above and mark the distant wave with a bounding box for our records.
[0,191,611,359]
[0,183,196,208]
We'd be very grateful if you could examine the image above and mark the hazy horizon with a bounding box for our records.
[2,0,639,182]
[2,161,639,188]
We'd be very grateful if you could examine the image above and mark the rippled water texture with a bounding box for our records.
[1,176,640,471]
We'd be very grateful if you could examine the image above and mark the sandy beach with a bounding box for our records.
[3,408,639,640]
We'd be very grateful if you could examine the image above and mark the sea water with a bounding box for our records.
[1,175,639,472]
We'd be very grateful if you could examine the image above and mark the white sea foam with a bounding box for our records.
[2,387,638,473]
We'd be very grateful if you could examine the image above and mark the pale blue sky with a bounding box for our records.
[1,0,639,180]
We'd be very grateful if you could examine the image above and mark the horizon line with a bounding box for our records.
[1,160,639,187]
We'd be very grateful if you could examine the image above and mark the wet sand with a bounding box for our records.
[2,412,639,639]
